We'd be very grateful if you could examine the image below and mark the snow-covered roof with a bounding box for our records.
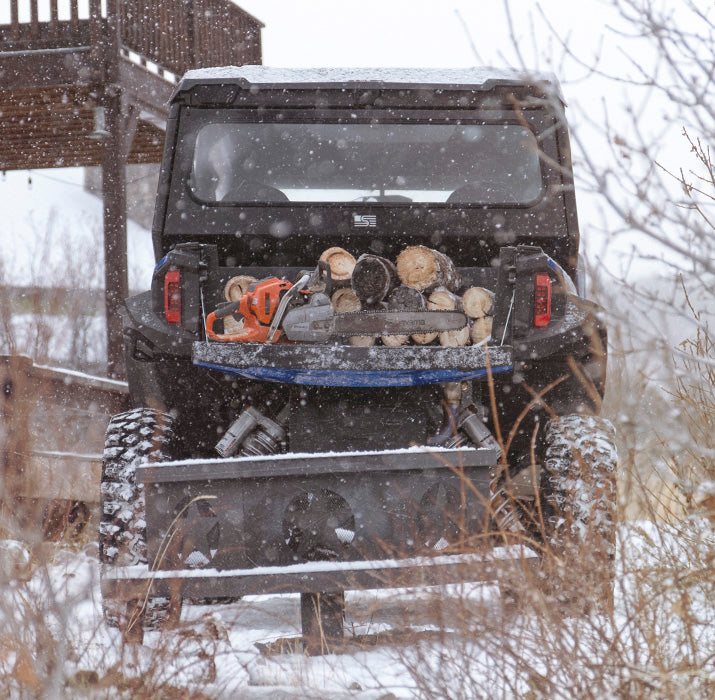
[177,65,562,97]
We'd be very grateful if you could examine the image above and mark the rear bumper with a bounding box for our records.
[192,342,514,387]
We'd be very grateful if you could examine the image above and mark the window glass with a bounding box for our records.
[190,122,543,205]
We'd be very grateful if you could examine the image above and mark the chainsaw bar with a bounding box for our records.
[282,302,468,343]
[331,310,468,336]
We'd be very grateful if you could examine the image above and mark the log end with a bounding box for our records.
[320,247,357,281]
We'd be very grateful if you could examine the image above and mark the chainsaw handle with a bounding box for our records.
[205,308,280,343]
[316,260,333,297]
[212,300,242,320]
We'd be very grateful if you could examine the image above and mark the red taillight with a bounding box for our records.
[164,268,181,325]
[534,273,552,327]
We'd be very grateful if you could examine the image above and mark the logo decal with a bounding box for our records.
[353,214,377,228]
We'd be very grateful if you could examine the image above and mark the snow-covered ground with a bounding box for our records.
[1,520,712,698]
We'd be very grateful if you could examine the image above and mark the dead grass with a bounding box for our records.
[0,207,713,698]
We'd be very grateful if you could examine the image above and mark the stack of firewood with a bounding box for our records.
[317,245,494,347]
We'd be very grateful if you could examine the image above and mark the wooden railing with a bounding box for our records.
[1,0,101,50]
[0,0,262,76]
[119,0,262,76]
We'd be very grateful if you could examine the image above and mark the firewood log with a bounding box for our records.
[395,245,461,293]
[224,275,257,302]
[412,330,438,345]
[440,325,471,347]
[349,335,377,347]
[351,254,399,305]
[381,333,409,347]
[331,287,361,312]
[462,286,494,319]
[428,288,462,312]
[319,247,356,284]
[223,275,257,333]
[331,288,375,346]
[381,286,427,346]
[423,287,470,347]
[386,285,427,312]
[470,316,493,344]
[412,287,456,345]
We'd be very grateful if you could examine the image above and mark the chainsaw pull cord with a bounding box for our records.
[500,291,514,346]
[200,284,209,344]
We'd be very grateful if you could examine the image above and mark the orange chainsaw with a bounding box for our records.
[205,273,311,343]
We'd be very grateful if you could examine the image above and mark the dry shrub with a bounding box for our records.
[0,208,106,373]
[385,314,714,699]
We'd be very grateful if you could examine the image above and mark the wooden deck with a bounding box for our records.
[0,0,263,171]
[0,1,263,377]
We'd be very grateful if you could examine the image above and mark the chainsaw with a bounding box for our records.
[205,265,467,344]
[280,294,467,342]
[205,275,308,343]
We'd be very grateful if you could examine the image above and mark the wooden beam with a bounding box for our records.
[0,48,94,90]
[70,1,79,35]
[101,94,128,380]
[49,1,59,38]
[88,0,103,76]
[121,101,140,160]
[101,0,128,380]
[118,58,173,121]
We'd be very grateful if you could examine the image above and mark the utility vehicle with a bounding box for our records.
[99,67,617,647]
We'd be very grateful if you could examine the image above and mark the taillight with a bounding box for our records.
[164,268,181,325]
[534,273,552,327]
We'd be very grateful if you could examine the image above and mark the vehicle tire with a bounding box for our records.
[539,414,618,611]
[99,408,182,631]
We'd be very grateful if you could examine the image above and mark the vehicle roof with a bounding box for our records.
[174,65,564,101]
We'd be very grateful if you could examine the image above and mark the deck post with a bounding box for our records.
[100,0,128,379]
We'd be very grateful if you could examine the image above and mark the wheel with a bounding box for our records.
[539,414,618,610]
[99,408,182,632]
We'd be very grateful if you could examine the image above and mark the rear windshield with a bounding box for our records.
[189,122,543,205]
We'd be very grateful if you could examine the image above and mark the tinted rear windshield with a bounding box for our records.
[189,122,543,205]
